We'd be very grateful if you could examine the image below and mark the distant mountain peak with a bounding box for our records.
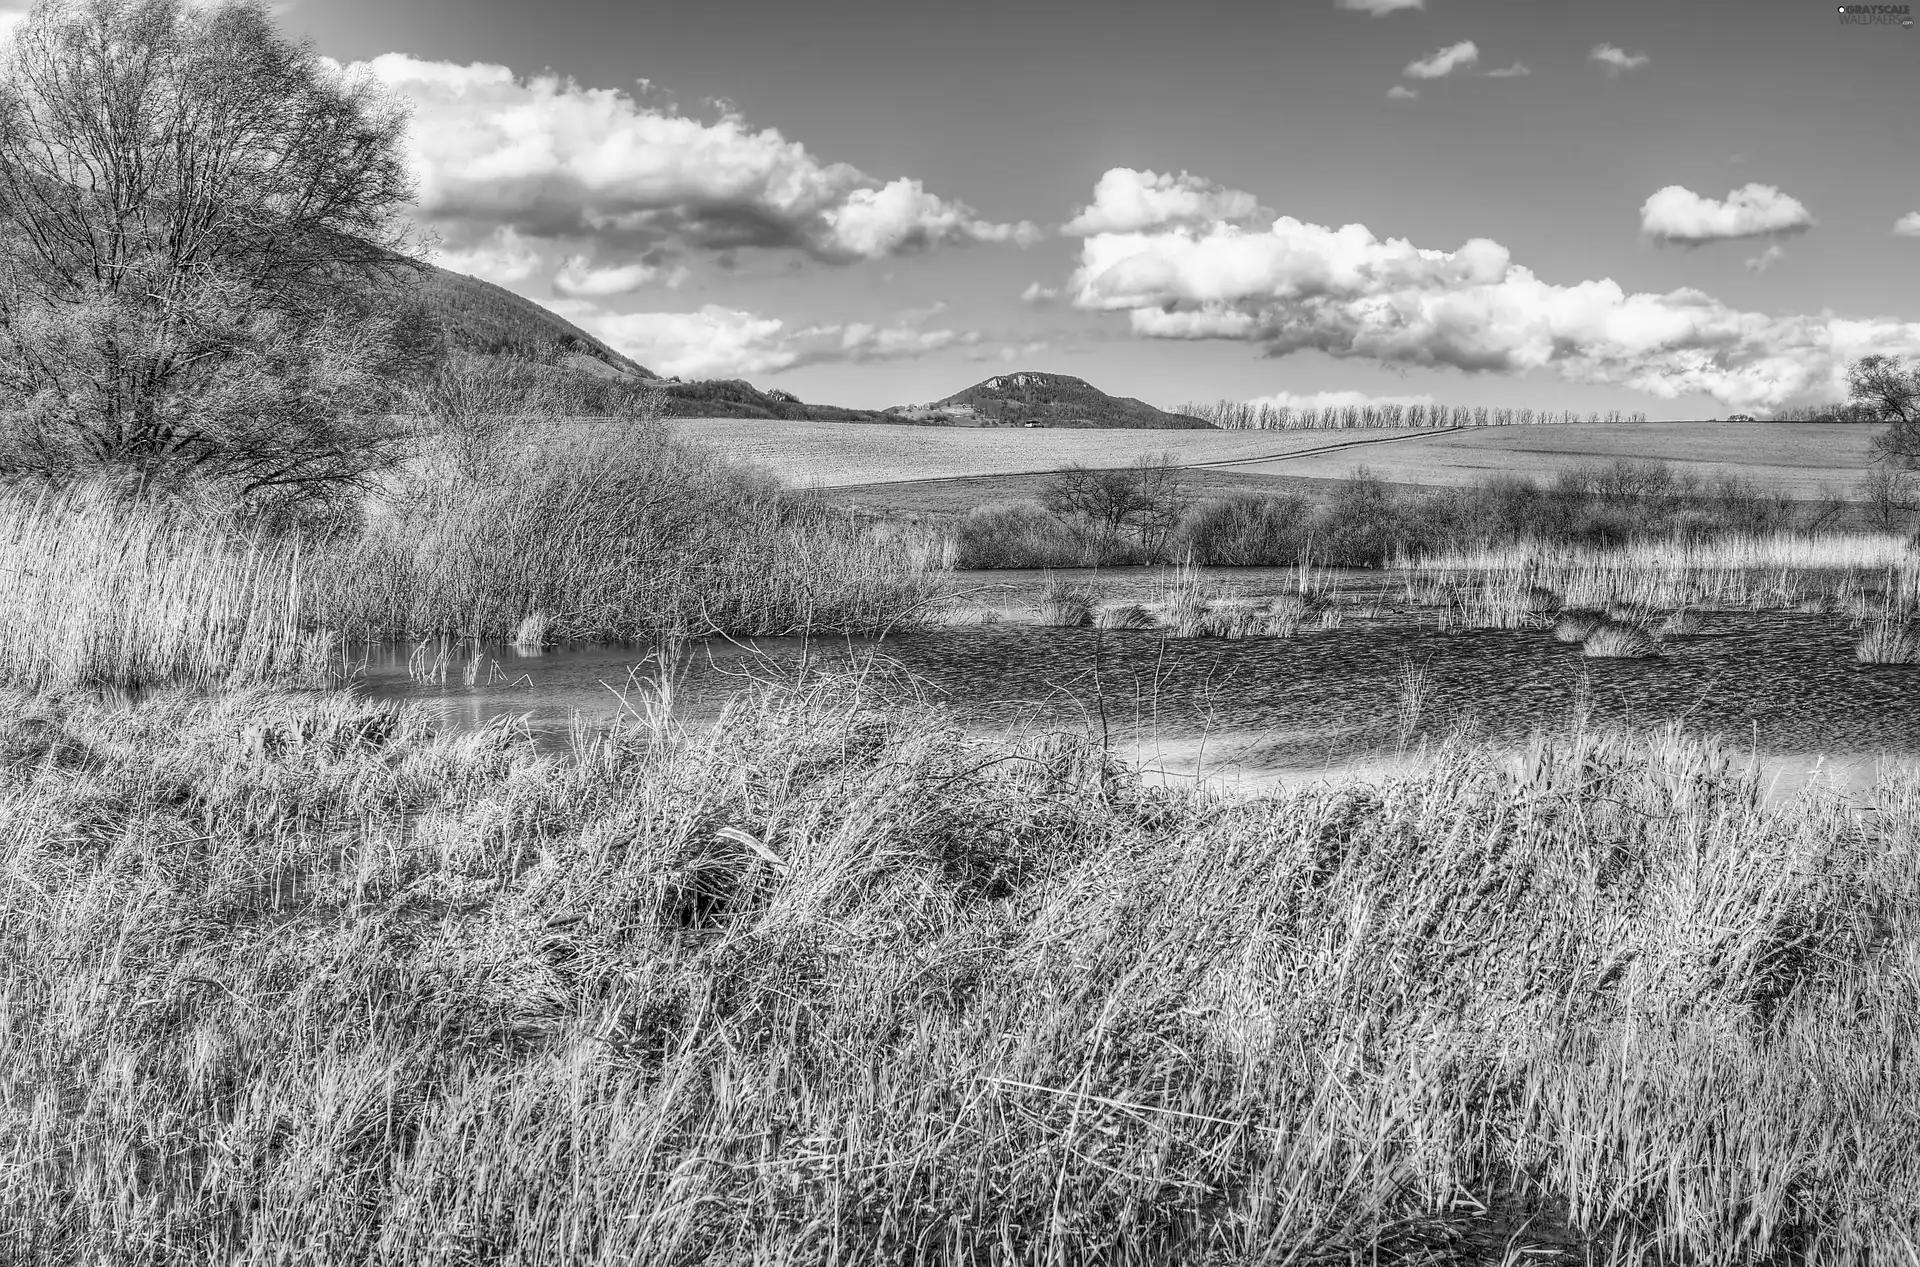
[897,370,1213,429]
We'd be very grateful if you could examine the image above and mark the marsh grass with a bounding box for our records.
[1582,620,1661,659]
[4,679,1920,1260]
[1035,573,1098,627]
[0,487,326,692]
[319,430,947,642]
[1093,601,1154,631]
[1855,620,1919,665]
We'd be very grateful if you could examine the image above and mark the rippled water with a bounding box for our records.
[354,567,1920,789]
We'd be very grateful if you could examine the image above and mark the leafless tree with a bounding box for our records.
[1042,452,1188,556]
[1857,464,1919,530]
[1851,355,1920,469]
[0,0,421,508]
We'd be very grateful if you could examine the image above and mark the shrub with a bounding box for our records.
[1175,493,1311,566]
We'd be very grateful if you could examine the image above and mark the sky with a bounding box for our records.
[11,0,1917,415]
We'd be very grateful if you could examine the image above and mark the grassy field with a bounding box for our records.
[1217,422,1878,499]
[825,466,1354,520]
[666,418,1421,487]
[670,417,1881,504]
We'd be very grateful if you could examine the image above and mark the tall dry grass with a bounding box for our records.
[2,677,1919,1261]
[315,426,946,642]
[0,487,330,692]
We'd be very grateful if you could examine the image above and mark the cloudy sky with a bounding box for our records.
[64,0,1920,414]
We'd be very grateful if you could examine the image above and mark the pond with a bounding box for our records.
[353,567,1920,797]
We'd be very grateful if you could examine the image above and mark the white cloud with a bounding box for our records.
[1062,168,1264,237]
[1743,244,1787,273]
[1020,281,1061,304]
[354,54,1030,267]
[1246,389,1437,410]
[1057,167,1920,412]
[1640,183,1814,245]
[552,254,688,297]
[1895,212,1920,238]
[1403,41,1479,79]
[1484,62,1530,78]
[1589,43,1650,74]
[551,301,976,379]
[1387,84,1420,101]
[1336,0,1424,15]
[434,226,541,284]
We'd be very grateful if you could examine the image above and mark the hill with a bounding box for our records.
[894,371,1215,429]
[416,267,655,378]
[415,266,918,421]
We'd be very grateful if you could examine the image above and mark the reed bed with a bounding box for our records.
[0,488,327,692]
[318,431,946,642]
[1856,619,1920,664]
[4,678,1920,1261]
[1409,532,1920,620]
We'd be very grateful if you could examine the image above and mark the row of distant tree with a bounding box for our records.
[1183,402,1653,430]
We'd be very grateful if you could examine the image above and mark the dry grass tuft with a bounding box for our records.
[1583,620,1661,658]
[1035,575,1098,627]
[1856,620,1919,665]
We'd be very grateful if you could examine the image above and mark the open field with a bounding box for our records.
[824,466,1353,519]
[667,417,1429,487]
[669,418,1883,502]
[1217,422,1878,499]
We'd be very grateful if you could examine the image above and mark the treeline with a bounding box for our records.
[949,459,1859,570]
[1180,401,1653,430]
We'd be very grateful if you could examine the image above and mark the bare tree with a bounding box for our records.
[1042,452,1188,556]
[1857,464,1919,530]
[0,0,420,507]
[1851,355,1920,469]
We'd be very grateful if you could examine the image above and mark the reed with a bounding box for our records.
[1035,574,1098,627]
[0,486,324,691]
[5,679,1920,1261]
[1093,601,1154,631]
[1856,620,1919,665]
[312,428,947,642]
[1553,609,1605,643]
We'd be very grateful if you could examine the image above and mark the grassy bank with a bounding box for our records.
[2,674,1918,1262]
[0,428,945,691]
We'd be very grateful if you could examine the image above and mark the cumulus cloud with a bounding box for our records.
[1056,167,1920,412]
[1336,0,1424,15]
[1640,183,1814,246]
[435,227,541,284]
[1020,281,1061,304]
[1387,85,1420,101]
[1404,41,1479,79]
[550,301,976,379]
[551,254,689,297]
[1589,43,1651,74]
[1484,63,1530,78]
[1744,244,1787,273]
[1895,212,1920,238]
[1062,168,1264,237]
[355,54,1033,268]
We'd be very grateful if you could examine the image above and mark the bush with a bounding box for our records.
[1175,493,1311,565]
